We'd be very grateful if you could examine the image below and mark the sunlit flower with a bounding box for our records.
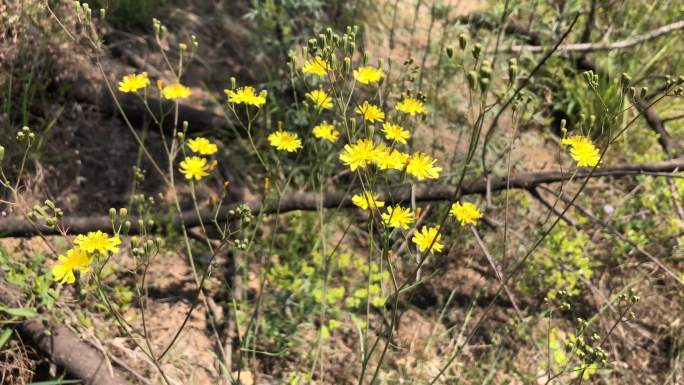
[406,152,442,180]
[355,101,385,123]
[268,131,302,152]
[74,230,121,255]
[339,138,375,171]
[118,72,150,93]
[381,205,414,230]
[352,191,385,211]
[373,144,408,171]
[180,156,210,181]
[450,202,483,226]
[396,97,427,115]
[225,86,268,107]
[306,89,333,110]
[162,83,191,100]
[382,122,410,144]
[561,135,600,167]
[412,226,444,253]
[52,247,92,284]
[353,66,384,85]
[302,56,331,76]
[312,122,340,143]
[187,137,218,155]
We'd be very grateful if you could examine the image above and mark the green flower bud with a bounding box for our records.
[472,43,482,60]
[467,70,477,90]
[458,33,467,50]
[119,208,128,218]
[230,76,236,90]
[343,57,351,74]
[479,77,490,92]
[0,145,4,161]
[620,72,631,87]
[446,45,454,58]
[640,87,648,99]
[109,208,117,220]
[629,86,636,99]
[99,8,106,19]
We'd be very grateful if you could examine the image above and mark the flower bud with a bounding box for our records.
[99,8,106,19]
[479,77,490,92]
[620,72,631,87]
[472,43,482,60]
[467,70,477,90]
[119,208,128,218]
[179,43,187,51]
[640,87,648,99]
[458,33,467,50]
[446,45,454,58]
[0,145,4,162]
[343,57,351,74]
[560,119,567,135]
[182,120,189,131]
[230,76,236,90]
[629,86,636,99]
[109,208,117,221]
[123,220,131,233]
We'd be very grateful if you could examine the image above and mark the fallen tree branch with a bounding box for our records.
[0,272,133,385]
[0,158,682,238]
[503,20,684,53]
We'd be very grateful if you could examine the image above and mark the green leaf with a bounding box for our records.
[0,328,12,349]
[0,305,38,318]
[27,380,81,385]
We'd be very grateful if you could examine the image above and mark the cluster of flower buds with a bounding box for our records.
[228,203,254,224]
[27,200,64,228]
[16,126,34,142]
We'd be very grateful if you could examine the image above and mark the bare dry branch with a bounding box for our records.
[0,158,682,238]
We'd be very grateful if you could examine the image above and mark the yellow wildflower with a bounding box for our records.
[382,122,410,144]
[396,97,427,115]
[561,135,600,167]
[268,131,302,152]
[412,226,444,253]
[406,152,442,180]
[306,89,333,110]
[355,101,385,123]
[180,156,210,181]
[187,137,218,155]
[302,56,331,76]
[74,230,121,255]
[381,205,414,230]
[373,144,408,170]
[450,202,483,226]
[352,191,385,211]
[353,66,384,85]
[52,247,92,284]
[225,86,268,107]
[312,122,340,143]
[118,72,150,93]
[339,139,375,171]
[162,83,191,100]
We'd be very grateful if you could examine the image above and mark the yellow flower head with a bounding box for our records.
[225,86,268,107]
[187,137,218,155]
[353,66,384,85]
[373,144,408,171]
[52,247,93,284]
[352,191,385,211]
[406,152,442,180]
[302,56,331,76]
[312,122,340,143]
[339,138,375,171]
[396,97,427,115]
[450,202,483,226]
[74,230,121,255]
[355,101,385,123]
[382,122,410,144]
[268,131,302,152]
[412,226,444,253]
[381,205,414,230]
[180,156,210,181]
[162,83,191,100]
[561,135,600,167]
[118,72,150,93]
[306,89,333,110]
